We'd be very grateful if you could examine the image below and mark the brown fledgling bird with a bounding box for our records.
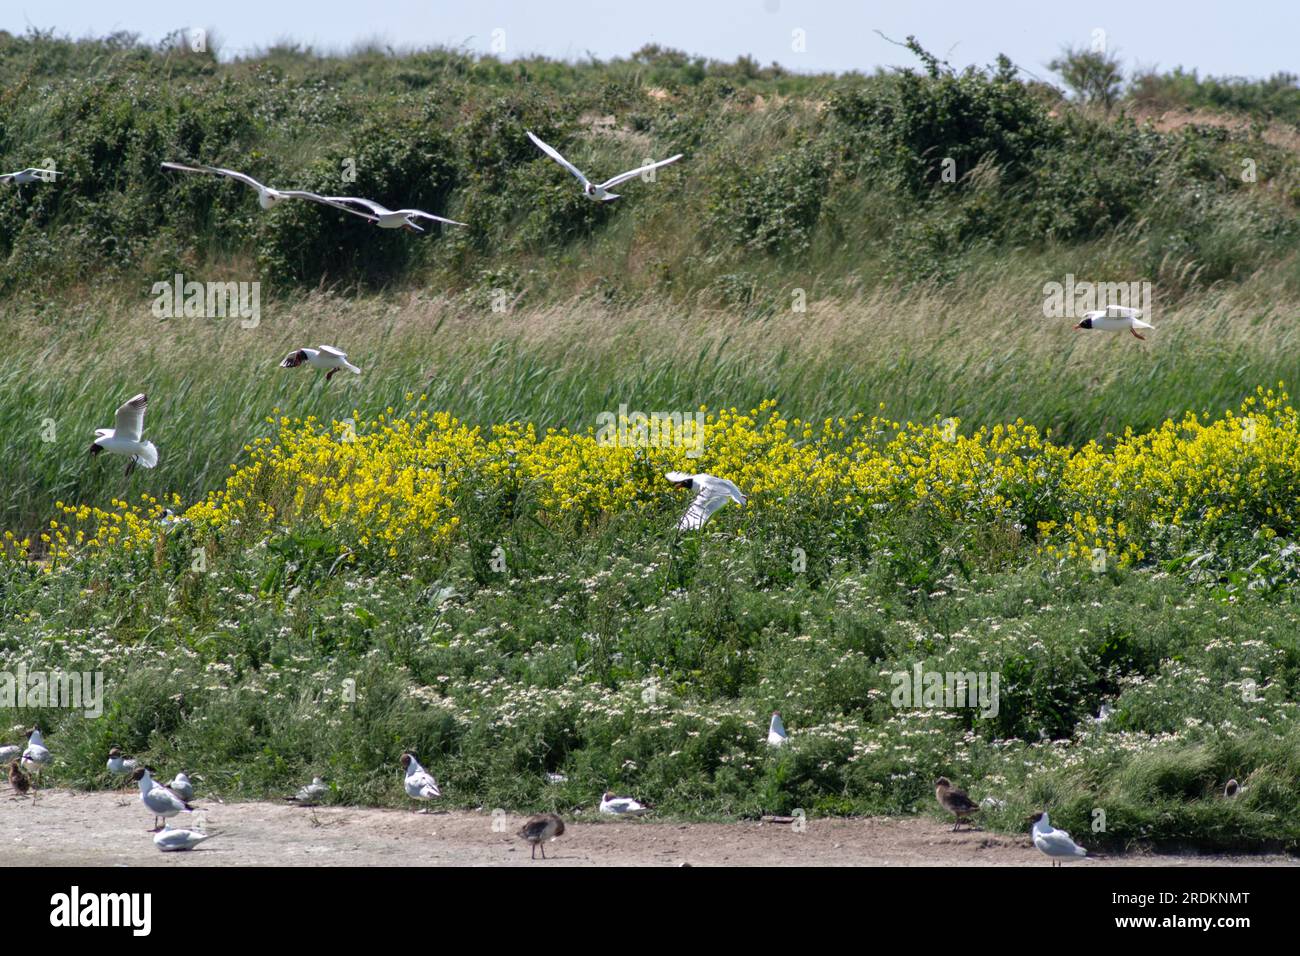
[935,777,980,831]
[517,813,565,860]
[9,760,30,796]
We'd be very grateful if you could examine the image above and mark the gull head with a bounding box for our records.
[1073,317,1093,330]
[280,349,308,369]
[1028,811,1049,828]
[400,752,416,771]
[664,471,694,490]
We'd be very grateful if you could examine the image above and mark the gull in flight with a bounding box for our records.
[526,130,682,202]
[286,776,328,805]
[280,346,361,382]
[90,393,159,477]
[133,768,194,831]
[1,167,60,185]
[167,772,195,802]
[767,711,788,748]
[322,196,466,234]
[665,472,747,530]
[517,813,565,860]
[21,728,50,784]
[154,825,214,852]
[161,161,365,214]
[1073,305,1154,341]
[1029,811,1087,865]
[599,792,651,816]
[400,753,442,810]
[935,777,981,831]
[106,748,138,775]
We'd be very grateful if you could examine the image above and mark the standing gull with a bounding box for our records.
[934,777,980,831]
[133,768,193,831]
[525,130,682,202]
[517,813,565,860]
[286,776,328,805]
[1029,811,1088,865]
[167,772,195,802]
[400,753,442,811]
[280,346,361,382]
[665,472,747,530]
[90,393,159,477]
[106,748,137,775]
[767,711,788,748]
[21,728,50,785]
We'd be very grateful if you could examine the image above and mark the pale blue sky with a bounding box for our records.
[3,0,1297,80]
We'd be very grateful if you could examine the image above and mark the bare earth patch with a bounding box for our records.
[6,790,1297,867]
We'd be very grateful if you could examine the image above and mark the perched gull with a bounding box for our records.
[517,813,565,860]
[21,728,50,783]
[106,748,138,775]
[767,711,788,748]
[665,472,747,530]
[526,130,682,202]
[280,346,361,382]
[285,776,328,805]
[1,167,60,185]
[400,753,442,811]
[89,393,159,477]
[1030,811,1087,865]
[322,196,466,233]
[167,772,195,802]
[134,768,193,831]
[1073,305,1154,341]
[599,792,650,816]
[8,760,30,797]
[154,825,213,852]
[161,162,364,214]
[935,777,980,831]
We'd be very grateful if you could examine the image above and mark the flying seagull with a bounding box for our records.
[161,162,367,215]
[286,776,328,805]
[106,748,138,775]
[599,792,651,816]
[90,393,159,476]
[400,753,442,811]
[935,777,980,831]
[517,813,565,860]
[665,472,747,530]
[525,130,682,202]
[133,768,193,831]
[1073,305,1154,341]
[1029,811,1087,865]
[322,196,466,233]
[280,346,360,381]
[767,711,788,748]
[0,167,60,185]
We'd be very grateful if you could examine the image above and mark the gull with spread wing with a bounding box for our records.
[526,130,682,202]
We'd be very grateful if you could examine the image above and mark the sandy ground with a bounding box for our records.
[4,789,1297,867]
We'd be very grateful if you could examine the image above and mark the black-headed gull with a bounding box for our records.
[161,161,365,215]
[90,393,159,477]
[665,472,747,530]
[526,130,682,202]
[21,728,50,781]
[1029,811,1087,865]
[8,760,30,797]
[280,346,361,382]
[1073,305,1153,341]
[1,167,60,185]
[133,768,193,831]
[106,748,137,775]
[154,825,213,852]
[322,196,466,234]
[285,776,328,805]
[1224,779,1242,799]
[935,777,980,831]
[767,711,788,747]
[517,813,565,859]
[599,792,650,816]
[167,772,195,802]
[400,753,441,810]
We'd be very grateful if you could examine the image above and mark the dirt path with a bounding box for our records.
[4,790,1295,866]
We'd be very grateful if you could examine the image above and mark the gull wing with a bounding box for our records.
[598,153,684,191]
[317,345,347,359]
[526,131,589,188]
[403,210,468,227]
[323,195,394,217]
[1104,305,1142,319]
[161,161,268,194]
[279,191,380,221]
[114,394,148,442]
[1037,827,1084,855]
